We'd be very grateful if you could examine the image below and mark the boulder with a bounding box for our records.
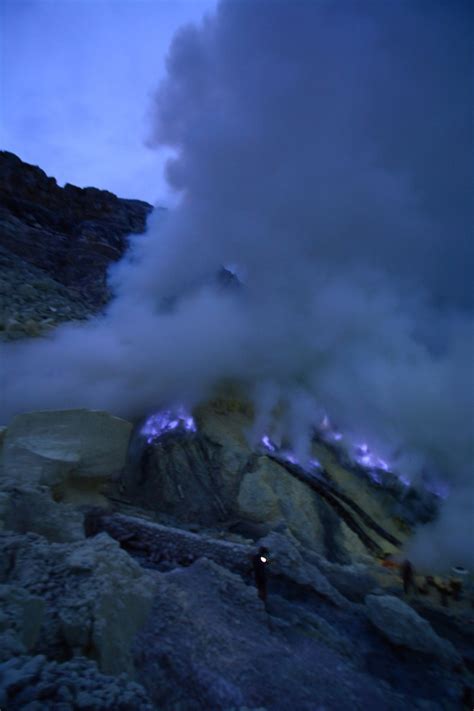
[0,486,85,542]
[237,457,326,551]
[1,409,132,504]
[0,531,155,675]
[365,594,462,667]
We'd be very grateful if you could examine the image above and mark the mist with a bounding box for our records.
[1,0,472,570]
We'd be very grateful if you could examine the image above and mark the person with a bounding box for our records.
[401,559,415,595]
[252,546,270,606]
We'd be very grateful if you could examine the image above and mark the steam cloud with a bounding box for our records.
[1,1,472,570]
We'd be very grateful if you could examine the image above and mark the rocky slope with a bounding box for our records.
[0,157,472,710]
[0,151,152,340]
[1,404,473,710]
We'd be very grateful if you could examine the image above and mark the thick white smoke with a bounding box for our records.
[1,1,472,569]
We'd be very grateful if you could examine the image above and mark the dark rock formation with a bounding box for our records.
[0,151,153,338]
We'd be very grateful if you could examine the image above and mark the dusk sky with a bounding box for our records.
[1,0,217,204]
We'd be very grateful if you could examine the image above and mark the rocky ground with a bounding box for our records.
[1,404,473,710]
[0,156,472,709]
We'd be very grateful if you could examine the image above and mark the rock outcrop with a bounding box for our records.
[0,151,153,340]
[365,594,462,668]
[2,409,132,503]
[0,530,155,676]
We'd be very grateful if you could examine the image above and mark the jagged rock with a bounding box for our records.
[1,410,132,505]
[0,151,152,315]
[124,430,234,525]
[0,486,85,542]
[365,594,462,667]
[0,655,154,710]
[124,400,254,527]
[0,531,155,675]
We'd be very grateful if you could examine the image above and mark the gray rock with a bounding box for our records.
[365,594,462,666]
[0,486,85,542]
[0,654,154,710]
[259,531,350,608]
[0,531,155,675]
[0,585,45,654]
[1,409,132,500]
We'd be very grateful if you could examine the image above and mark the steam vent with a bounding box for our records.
[0,1,473,707]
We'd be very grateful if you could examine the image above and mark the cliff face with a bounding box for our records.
[0,151,152,338]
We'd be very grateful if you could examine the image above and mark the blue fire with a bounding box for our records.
[354,442,390,472]
[141,407,197,444]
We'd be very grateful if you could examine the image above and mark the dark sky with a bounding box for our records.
[0,0,216,203]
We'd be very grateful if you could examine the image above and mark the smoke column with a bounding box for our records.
[1,0,473,569]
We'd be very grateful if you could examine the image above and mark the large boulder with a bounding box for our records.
[0,486,85,542]
[365,594,462,667]
[1,409,132,505]
[237,457,326,550]
[0,531,155,675]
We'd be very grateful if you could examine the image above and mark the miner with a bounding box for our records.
[252,546,271,606]
[401,559,415,595]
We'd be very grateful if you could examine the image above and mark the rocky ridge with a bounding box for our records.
[0,151,152,340]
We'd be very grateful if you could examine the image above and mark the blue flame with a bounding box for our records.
[141,407,196,444]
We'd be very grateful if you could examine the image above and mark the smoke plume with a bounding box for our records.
[1,0,473,569]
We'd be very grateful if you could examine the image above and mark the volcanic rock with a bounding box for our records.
[258,531,349,608]
[0,486,85,543]
[365,593,462,667]
[0,151,153,340]
[0,530,155,675]
[0,655,154,710]
[0,585,45,658]
[1,409,132,504]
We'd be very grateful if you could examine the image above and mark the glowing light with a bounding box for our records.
[260,556,267,563]
[261,435,277,452]
[141,408,196,443]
